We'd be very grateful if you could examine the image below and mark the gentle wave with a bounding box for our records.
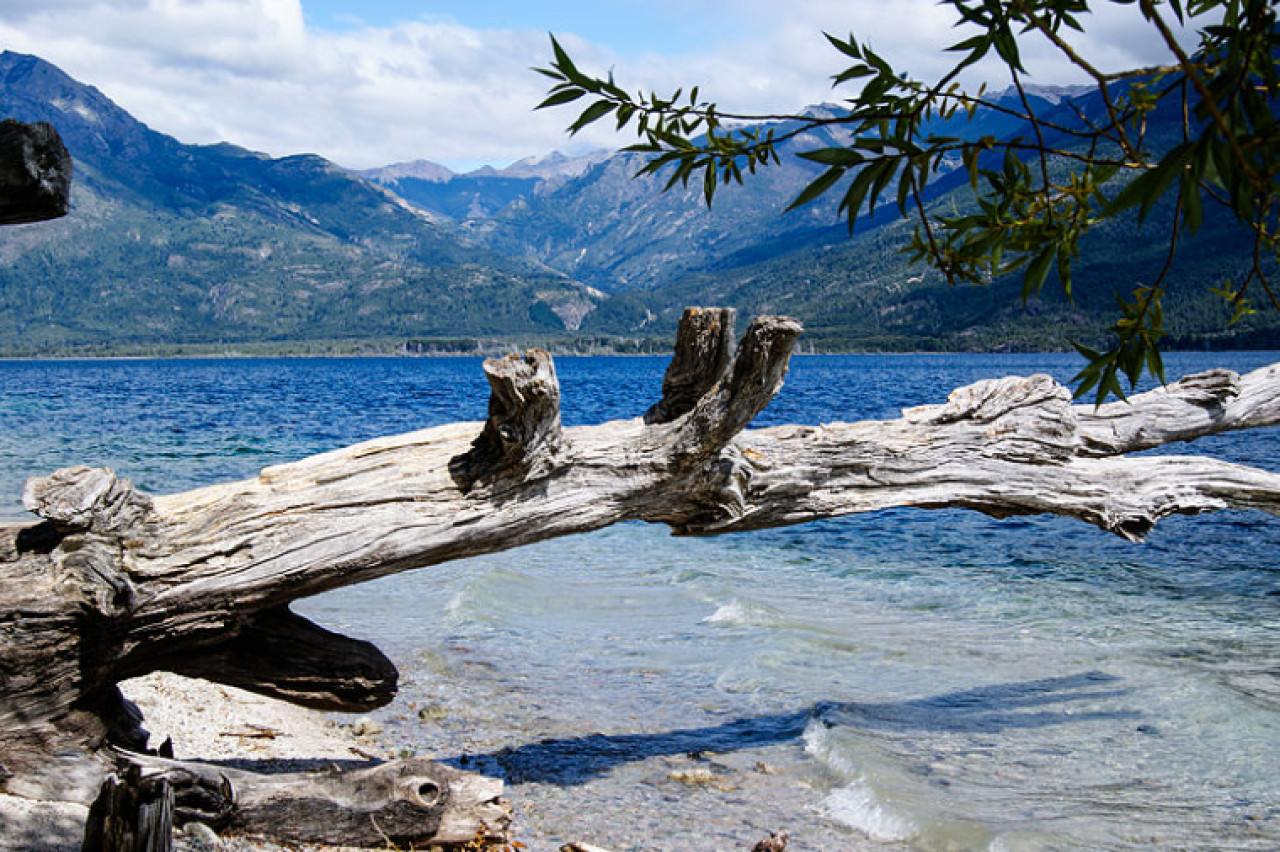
[804,720,918,842]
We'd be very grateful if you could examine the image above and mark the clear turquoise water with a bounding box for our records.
[3,353,1279,851]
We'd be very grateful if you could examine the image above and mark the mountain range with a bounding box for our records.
[0,50,1276,356]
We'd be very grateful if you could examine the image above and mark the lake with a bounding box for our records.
[2,352,1278,851]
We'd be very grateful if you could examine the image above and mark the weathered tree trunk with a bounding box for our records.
[4,307,1280,847]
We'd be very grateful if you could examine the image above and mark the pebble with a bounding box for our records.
[182,822,221,850]
[350,717,382,737]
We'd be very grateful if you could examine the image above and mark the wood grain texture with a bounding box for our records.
[119,753,508,847]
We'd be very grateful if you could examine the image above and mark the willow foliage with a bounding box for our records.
[537,0,1280,402]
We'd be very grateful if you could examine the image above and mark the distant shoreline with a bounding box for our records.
[2,339,1277,362]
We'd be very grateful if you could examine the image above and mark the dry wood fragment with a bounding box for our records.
[749,829,788,852]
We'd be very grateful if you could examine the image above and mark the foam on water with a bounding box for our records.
[703,599,749,625]
[822,782,918,843]
[701,597,789,628]
[804,720,918,842]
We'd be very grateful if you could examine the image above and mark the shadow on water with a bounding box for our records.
[457,671,1136,786]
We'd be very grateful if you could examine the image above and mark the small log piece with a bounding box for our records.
[121,754,508,848]
[0,118,72,225]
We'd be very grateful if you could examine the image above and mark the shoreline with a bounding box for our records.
[0,669,850,852]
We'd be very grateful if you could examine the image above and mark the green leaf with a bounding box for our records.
[1070,354,1105,401]
[1100,367,1127,405]
[786,166,847,212]
[1055,244,1074,302]
[549,34,591,87]
[990,24,1024,72]
[1071,341,1104,363]
[868,159,899,212]
[1021,244,1055,300]
[824,32,864,60]
[799,148,864,167]
[1145,344,1165,386]
[1105,143,1193,222]
[834,65,877,85]
[535,88,586,110]
[568,100,616,135]
[962,145,981,192]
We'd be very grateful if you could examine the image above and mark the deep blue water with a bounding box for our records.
[3,352,1279,851]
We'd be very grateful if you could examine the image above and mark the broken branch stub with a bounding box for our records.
[81,767,174,852]
[450,348,562,490]
[664,314,803,470]
[645,306,736,424]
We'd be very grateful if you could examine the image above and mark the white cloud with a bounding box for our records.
[0,0,1205,170]
[0,0,576,168]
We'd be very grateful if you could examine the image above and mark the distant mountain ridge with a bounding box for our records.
[356,81,1277,351]
[0,51,602,353]
[356,150,610,223]
[0,52,1276,355]
[359,150,609,186]
[359,159,456,184]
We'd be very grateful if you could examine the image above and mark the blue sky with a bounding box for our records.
[0,0,1184,171]
[301,0,737,56]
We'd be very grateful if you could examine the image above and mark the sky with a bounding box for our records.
[0,0,1184,172]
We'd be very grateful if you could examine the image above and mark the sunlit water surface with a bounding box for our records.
[2,353,1278,851]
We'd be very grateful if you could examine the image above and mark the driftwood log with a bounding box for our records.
[3,307,1280,847]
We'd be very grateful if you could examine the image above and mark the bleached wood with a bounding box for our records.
[111,753,507,847]
[3,308,1280,848]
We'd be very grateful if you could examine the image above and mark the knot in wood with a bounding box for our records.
[22,466,154,535]
[904,375,1079,462]
[922,375,1072,425]
[671,445,761,535]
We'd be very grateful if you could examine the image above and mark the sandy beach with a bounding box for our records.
[0,672,374,852]
[0,670,818,852]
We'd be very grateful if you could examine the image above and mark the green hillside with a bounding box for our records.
[1,51,1276,356]
[0,51,599,355]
